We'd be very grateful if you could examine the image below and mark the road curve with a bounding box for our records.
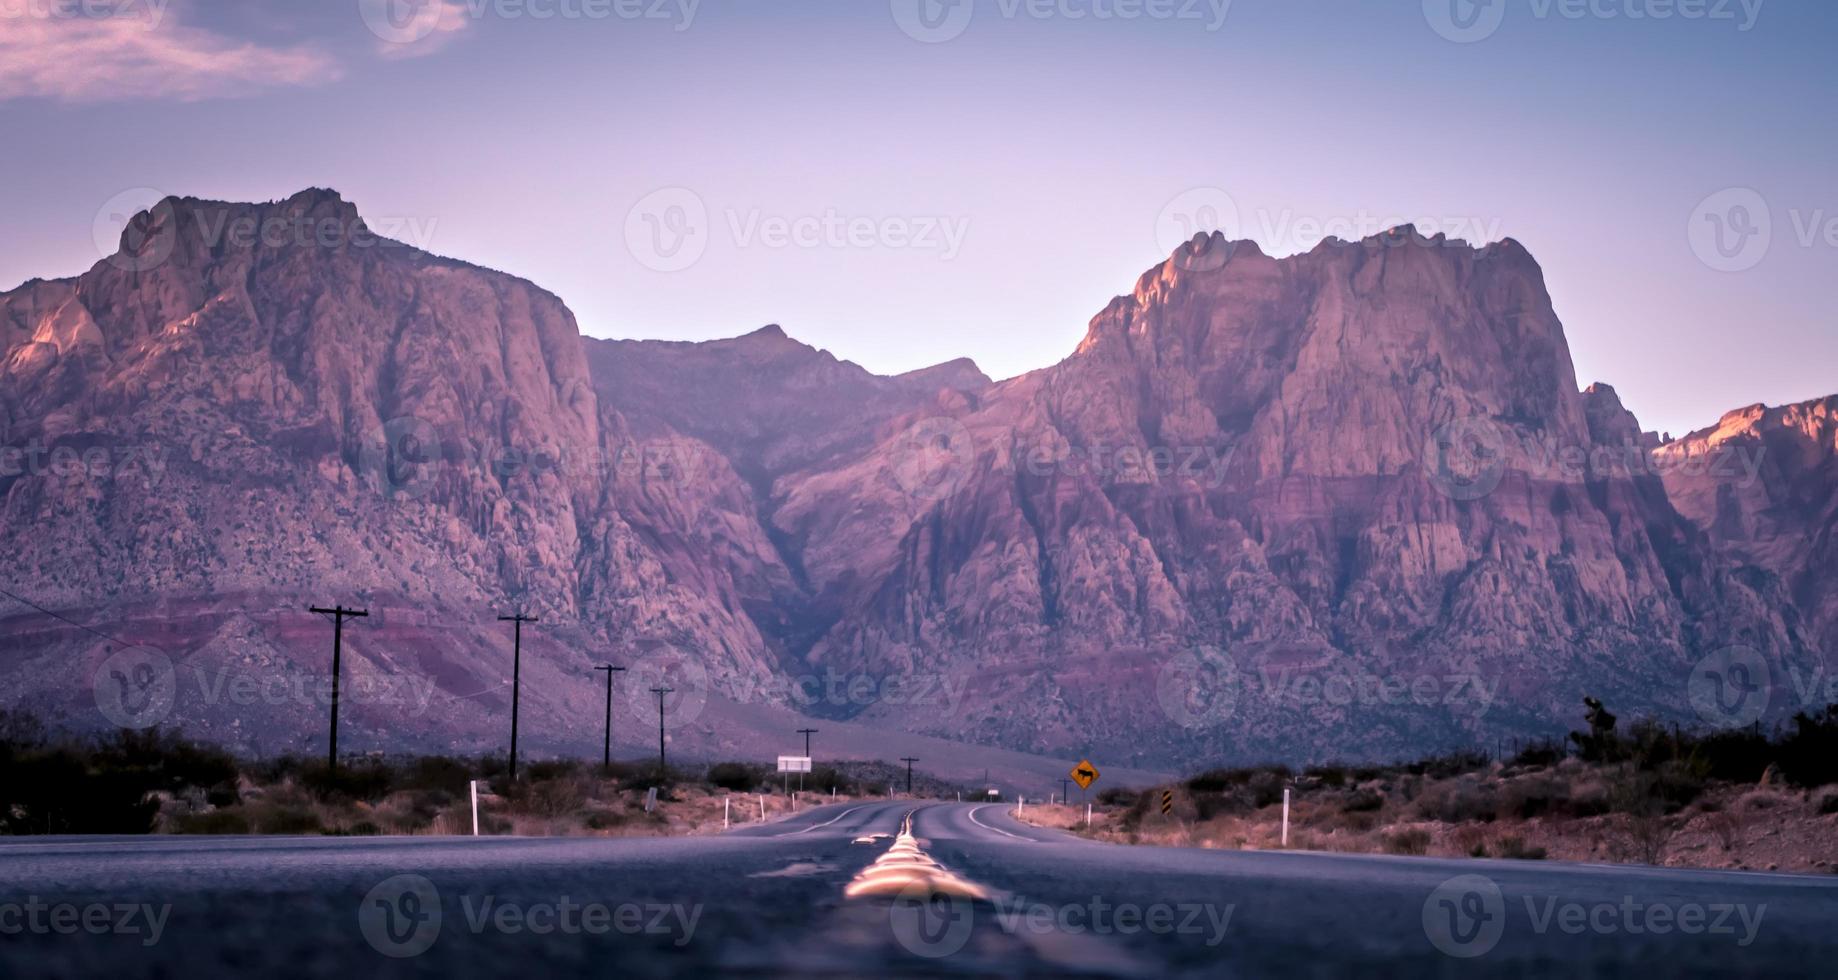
[1,801,1833,977]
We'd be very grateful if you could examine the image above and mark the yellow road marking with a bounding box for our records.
[842,810,989,901]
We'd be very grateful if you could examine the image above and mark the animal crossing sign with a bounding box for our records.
[1070,760,1099,791]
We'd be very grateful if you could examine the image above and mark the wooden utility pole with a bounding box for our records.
[901,757,920,796]
[594,664,625,770]
[309,605,368,773]
[650,686,673,779]
[499,611,538,781]
[797,728,819,757]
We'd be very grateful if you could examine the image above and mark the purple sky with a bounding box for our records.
[2,0,1831,438]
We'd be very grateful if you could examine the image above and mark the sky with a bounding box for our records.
[1,0,1832,439]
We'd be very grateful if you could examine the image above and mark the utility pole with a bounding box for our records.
[498,611,538,781]
[900,757,919,796]
[1061,777,1071,806]
[308,605,368,773]
[650,686,673,780]
[795,728,818,794]
[593,664,626,770]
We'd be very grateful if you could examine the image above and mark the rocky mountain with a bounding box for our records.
[0,193,1829,768]
[1656,397,1838,659]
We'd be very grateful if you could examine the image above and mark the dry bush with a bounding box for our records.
[1411,778,1498,823]
[1495,834,1547,860]
[1451,824,1490,858]
[1382,828,1432,855]
[1704,808,1746,853]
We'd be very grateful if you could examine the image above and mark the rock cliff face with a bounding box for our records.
[0,195,1828,766]
[1656,397,1838,659]
[765,231,1820,761]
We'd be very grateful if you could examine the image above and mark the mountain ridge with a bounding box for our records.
[0,189,1829,767]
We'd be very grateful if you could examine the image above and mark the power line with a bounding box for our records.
[0,583,135,650]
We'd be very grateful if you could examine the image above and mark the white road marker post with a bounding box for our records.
[759,794,766,821]
[1086,803,1092,828]
[471,780,479,837]
[1281,787,1291,847]
[725,794,731,829]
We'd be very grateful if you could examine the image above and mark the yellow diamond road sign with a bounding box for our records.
[1071,760,1099,791]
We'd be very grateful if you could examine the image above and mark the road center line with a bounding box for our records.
[774,804,867,837]
[842,810,990,900]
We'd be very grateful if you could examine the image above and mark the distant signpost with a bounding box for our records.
[1161,789,1174,816]
[1070,760,1099,792]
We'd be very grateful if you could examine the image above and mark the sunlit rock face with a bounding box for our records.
[0,195,1826,766]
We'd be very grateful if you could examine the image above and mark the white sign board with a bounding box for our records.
[777,756,813,773]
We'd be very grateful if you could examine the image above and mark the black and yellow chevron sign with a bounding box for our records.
[1160,789,1174,815]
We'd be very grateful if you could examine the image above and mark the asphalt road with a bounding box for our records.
[2,801,1834,977]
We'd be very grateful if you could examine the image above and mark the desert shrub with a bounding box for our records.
[1407,751,1491,780]
[807,765,858,796]
[584,809,627,831]
[706,762,764,792]
[1305,765,1349,788]
[1496,835,1547,860]
[1704,808,1745,852]
[1185,766,1291,795]
[1341,789,1385,813]
[1096,787,1139,807]
[1500,775,1568,819]
[1245,770,1288,809]
[1192,792,1251,822]
[0,726,240,834]
[249,804,323,835]
[1452,824,1489,858]
[402,756,475,795]
[1412,779,1498,823]
[1816,788,1838,815]
[1509,739,1566,768]
[1778,707,1838,788]
[1338,811,1379,833]
[1382,828,1431,855]
[169,808,253,834]
[300,759,395,803]
[525,760,582,782]
[1691,729,1773,783]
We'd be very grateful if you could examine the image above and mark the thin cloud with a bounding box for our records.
[360,0,471,61]
[0,9,341,103]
